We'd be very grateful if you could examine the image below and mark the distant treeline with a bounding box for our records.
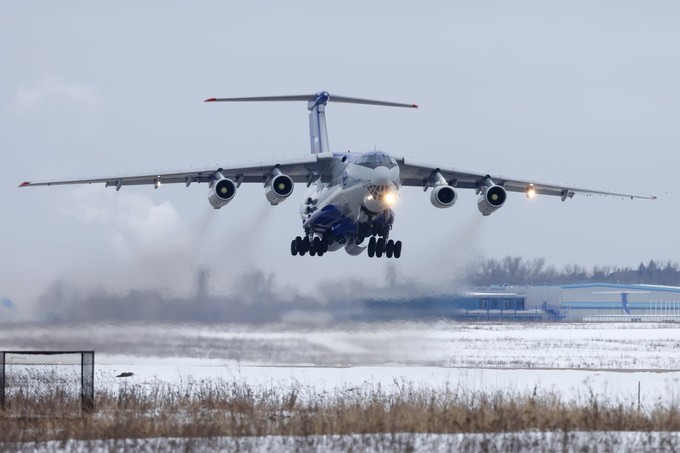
[27,259,680,324]
[470,257,680,287]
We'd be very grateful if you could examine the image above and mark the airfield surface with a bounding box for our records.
[3,321,680,451]
[3,321,679,409]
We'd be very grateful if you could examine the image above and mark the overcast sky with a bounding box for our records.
[2,2,679,314]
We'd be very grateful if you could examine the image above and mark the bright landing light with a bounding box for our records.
[526,185,537,199]
[383,191,397,206]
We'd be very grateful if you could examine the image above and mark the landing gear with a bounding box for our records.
[296,237,305,256]
[393,240,402,258]
[366,237,402,259]
[367,237,376,257]
[291,235,327,257]
[312,237,326,256]
[385,239,394,258]
[375,237,385,257]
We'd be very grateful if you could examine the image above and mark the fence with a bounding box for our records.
[0,351,94,416]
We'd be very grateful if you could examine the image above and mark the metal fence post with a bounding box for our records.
[0,351,5,410]
[81,351,95,413]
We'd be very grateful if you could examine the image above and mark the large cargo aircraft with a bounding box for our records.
[20,91,655,258]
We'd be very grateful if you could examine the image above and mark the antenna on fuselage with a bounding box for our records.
[205,92,418,155]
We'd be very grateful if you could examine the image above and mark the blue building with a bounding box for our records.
[524,282,680,322]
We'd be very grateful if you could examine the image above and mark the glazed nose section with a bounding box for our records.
[363,182,399,213]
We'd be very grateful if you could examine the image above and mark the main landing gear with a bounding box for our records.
[367,237,402,259]
[290,235,328,257]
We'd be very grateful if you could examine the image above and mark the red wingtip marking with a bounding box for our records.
[19,181,30,187]
[204,98,217,102]
[412,104,419,109]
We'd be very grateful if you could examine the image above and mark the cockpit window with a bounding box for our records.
[353,152,397,169]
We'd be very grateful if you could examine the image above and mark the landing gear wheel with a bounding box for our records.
[375,238,385,258]
[291,239,297,256]
[385,239,394,258]
[367,237,376,258]
[394,240,402,259]
[310,237,326,257]
[302,237,310,254]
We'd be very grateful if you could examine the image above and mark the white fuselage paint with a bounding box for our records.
[298,154,401,228]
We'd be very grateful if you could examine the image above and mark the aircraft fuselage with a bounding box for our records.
[294,151,402,257]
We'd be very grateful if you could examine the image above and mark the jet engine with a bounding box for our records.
[265,173,294,205]
[477,185,506,216]
[430,185,457,208]
[208,177,237,209]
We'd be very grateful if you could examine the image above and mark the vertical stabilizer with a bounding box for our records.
[307,92,331,154]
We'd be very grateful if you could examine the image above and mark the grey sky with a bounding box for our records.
[1,2,679,313]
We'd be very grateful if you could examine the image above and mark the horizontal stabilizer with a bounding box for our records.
[205,91,417,109]
[205,91,417,155]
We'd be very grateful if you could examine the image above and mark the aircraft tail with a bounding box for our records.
[205,92,417,154]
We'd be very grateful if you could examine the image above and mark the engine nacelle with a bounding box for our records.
[265,173,294,205]
[208,177,237,209]
[477,185,507,216]
[430,185,457,209]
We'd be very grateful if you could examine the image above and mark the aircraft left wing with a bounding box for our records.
[397,157,656,200]
[19,153,336,190]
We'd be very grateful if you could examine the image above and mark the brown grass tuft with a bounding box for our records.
[1,377,679,442]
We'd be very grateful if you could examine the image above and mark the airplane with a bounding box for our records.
[19,91,655,259]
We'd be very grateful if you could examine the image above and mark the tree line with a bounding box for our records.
[469,257,680,287]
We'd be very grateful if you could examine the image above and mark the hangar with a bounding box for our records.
[523,282,680,322]
[356,283,680,322]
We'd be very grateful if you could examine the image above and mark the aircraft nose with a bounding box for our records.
[364,182,399,212]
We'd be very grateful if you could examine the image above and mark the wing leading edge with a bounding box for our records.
[397,157,656,200]
[21,154,656,201]
[19,153,335,190]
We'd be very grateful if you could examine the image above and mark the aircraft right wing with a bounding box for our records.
[19,153,336,190]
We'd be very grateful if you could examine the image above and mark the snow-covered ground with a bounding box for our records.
[6,321,676,368]
[4,321,680,450]
[3,431,678,452]
[48,321,674,410]
[4,322,680,408]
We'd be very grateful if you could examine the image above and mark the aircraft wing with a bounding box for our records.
[397,157,656,200]
[19,153,335,189]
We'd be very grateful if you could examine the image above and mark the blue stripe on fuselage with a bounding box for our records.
[304,204,356,236]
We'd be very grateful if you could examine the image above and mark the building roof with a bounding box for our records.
[549,282,680,294]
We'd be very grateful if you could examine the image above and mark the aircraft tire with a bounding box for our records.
[291,240,297,256]
[394,241,402,259]
[385,240,394,258]
[309,248,316,256]
[375,238,385,258]
[302,237,310,253]
[368,237,376,257]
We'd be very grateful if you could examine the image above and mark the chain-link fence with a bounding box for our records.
[0,351,94,416]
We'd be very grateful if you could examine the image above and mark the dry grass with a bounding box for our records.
[1,377,679,444]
